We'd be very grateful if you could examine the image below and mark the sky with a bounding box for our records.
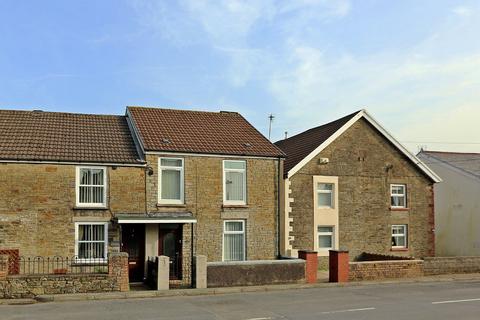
[0,0,479,152]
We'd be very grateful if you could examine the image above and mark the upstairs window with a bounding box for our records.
[317,183,334,208]
[392,225,408,249]
[75,222,108,262]
[76,167,107,207]
[223,160,246,205]
[391,184,407,208]
[223,220,245,261]
[158,158,184,204]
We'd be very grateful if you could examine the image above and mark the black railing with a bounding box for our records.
[12,256,109,275]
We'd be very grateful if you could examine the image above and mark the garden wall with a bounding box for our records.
[207,259,305,287]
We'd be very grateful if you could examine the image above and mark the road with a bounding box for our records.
[2,280,480,320]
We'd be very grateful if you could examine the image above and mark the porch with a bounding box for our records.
[116,212,196,287]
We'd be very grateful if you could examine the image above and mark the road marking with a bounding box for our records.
[244,318,273,320]
[432,298,480,305]
[321,307,376,314]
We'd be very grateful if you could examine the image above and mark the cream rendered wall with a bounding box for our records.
[313,176,339,256]
[145,224,159,272]
[418,155,480,256]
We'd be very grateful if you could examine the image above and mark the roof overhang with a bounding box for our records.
[115,212,197,224]
[287,109,442,183]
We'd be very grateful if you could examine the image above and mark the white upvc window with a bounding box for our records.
[317,183,334,208]
[75,222,108,262]
[391,184,407,208]
[318,226,334,250]
[76,166,107,208]
[223,160,247,205]
[392,225,408,249]
[158,158,184,204]
[223,220,245,261]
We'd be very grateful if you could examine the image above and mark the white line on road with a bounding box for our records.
[244,318,273,320]
[432,298,480,305]
[321,307,376,314]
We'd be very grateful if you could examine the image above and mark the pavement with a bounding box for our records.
[1,273,480,305]
[2,276,480,319]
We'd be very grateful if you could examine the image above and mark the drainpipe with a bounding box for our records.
[276,157,282,258]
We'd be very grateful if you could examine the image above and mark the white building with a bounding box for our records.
[418,151,480,256]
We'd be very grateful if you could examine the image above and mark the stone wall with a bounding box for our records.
[207,259,305,287]
[289,118,435,259]
[0,252,129,298]
[0,274,119,298]
[0,163,145,257]
[349,260,424,281]
[424,256,480,275]
[145,154,281,263]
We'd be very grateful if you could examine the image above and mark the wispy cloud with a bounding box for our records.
[453,5,472,17]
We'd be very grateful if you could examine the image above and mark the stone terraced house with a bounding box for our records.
[125,107,285,286]
[275,109,441,267]
[0,107,285,287]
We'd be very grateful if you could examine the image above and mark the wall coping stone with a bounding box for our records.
[207,259,304,267]
[350,260,423,265]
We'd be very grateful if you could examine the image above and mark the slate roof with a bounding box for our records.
[274,111,360,173]
[0,109,142,164]
[419,151,480,179]
[127,106,285,158]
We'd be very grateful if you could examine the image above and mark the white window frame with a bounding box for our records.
[317,226,335,250]
[158,157,184,205]
[222,220,246,261]
[317,183,335,209]
[392,224,408,249]
[75,166,107,208]
[74,222,109,263]
[223,160,247,205]
[390,184,407,208]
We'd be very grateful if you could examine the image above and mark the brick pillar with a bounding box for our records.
[329,250,349,282]
[0,255,8,280]
[298,250,318,284]
[109,252,129,292]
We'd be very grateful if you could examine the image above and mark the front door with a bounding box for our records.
[121,224,145,282]
[158,224,183,280]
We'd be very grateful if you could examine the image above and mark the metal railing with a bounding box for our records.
[10,256,109,275]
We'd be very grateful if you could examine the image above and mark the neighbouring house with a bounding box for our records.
[274,109,441,267]
[0,109,146,262]
[125,106,285,286]
[417,151,480,256]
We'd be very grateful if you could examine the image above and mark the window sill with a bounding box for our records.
[390,248,409,252]
[390,207,409,211]
[73,206,109,210]
[222,204,249,209]
[156,203,186,208]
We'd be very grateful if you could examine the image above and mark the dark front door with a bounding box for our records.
[158,224,183,280]
[121,224,145,282]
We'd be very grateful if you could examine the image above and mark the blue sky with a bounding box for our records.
[0,0,479,151]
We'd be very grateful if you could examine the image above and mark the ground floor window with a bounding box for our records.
[392,224,407,249]
[75,222,108,262]
[318,226,334,250]
[223,220,245,261]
